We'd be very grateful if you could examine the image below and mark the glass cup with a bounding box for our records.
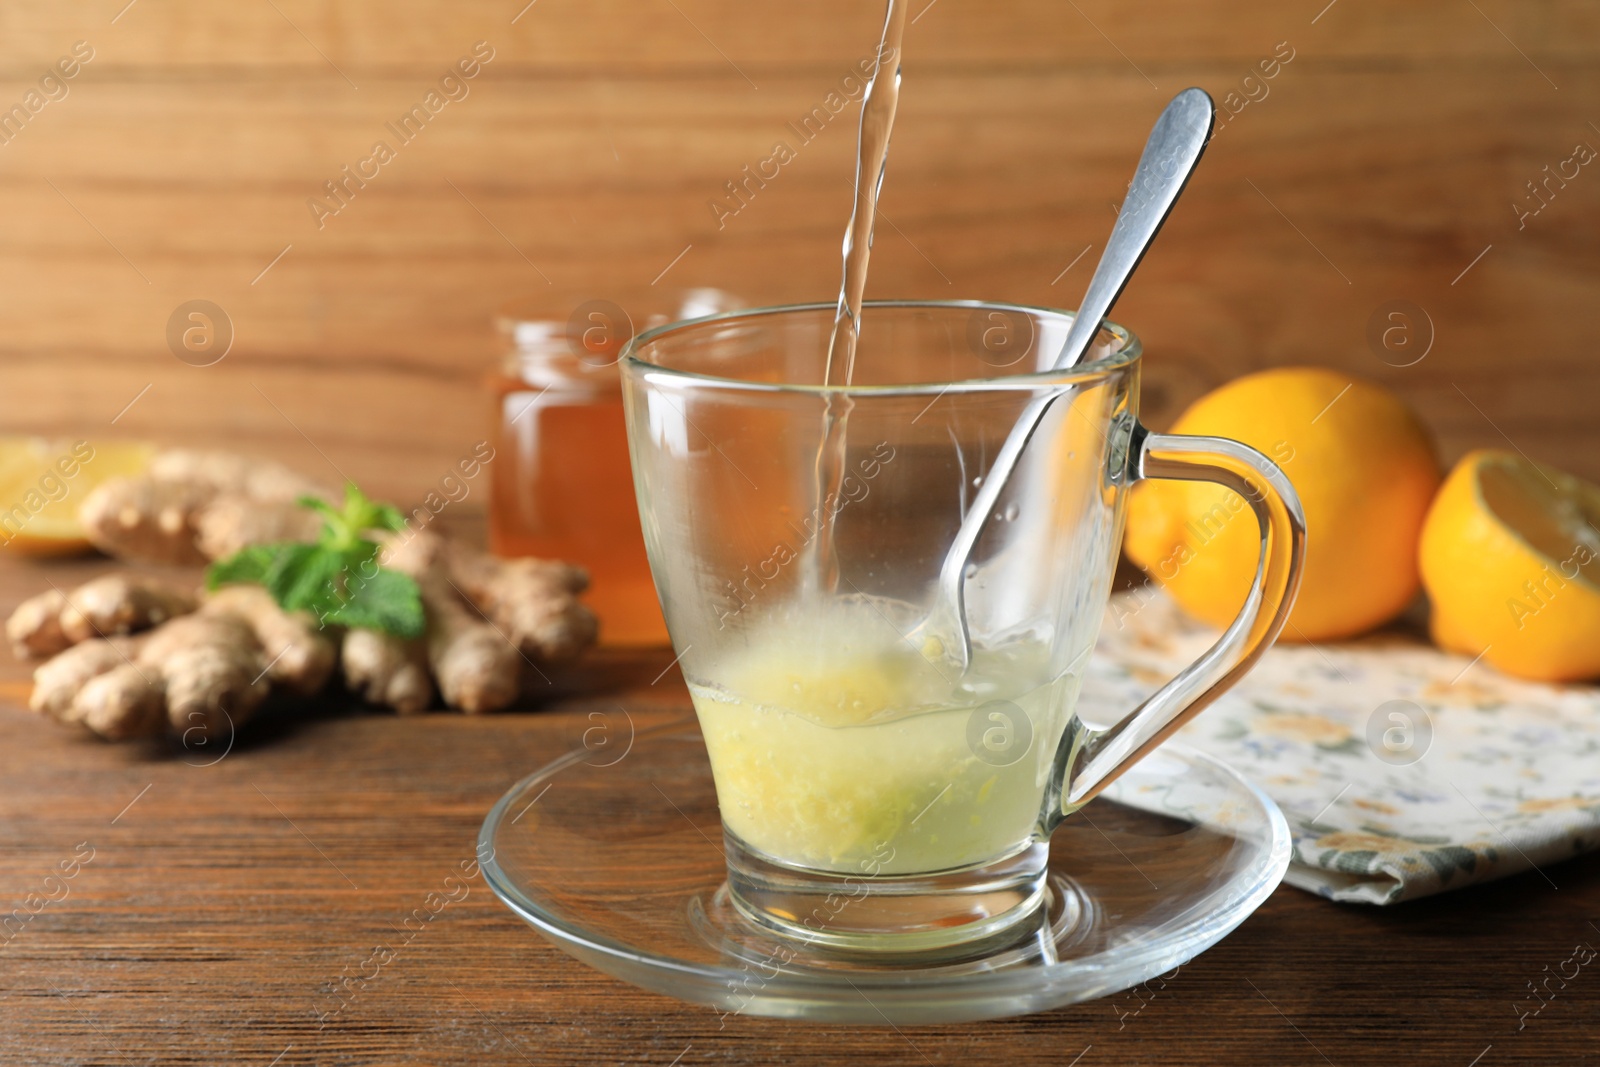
[620,301,1305,955]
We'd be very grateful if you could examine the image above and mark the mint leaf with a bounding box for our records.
[371,503,409,533]
[327,568,425,638]
[203,483,425,638]
[264,543,342,614]
[206,545,277,589]
[296,494,341,523]
[336,539,381,579]
[329,483,409,544]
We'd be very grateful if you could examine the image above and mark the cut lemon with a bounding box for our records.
[0,438,156,557]
[1419,449,1600,682]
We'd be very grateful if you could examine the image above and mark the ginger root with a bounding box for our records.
[20,451,599,732]
[79,449,332,566]
[25,585,334,742]
[148,449,327,502]
[425,591,524,714]
[195,497,324,562]
[203,585,335,697]
[77,478,218,565]
[337,539,599,715]
[380,531,522,714]
[342,629,433,715]
[59,576,196,645]
[73,662,166,741]
[7,589,70,659]
[30,636,143,720]
[449,550,597,664]
[141,614,270,742]
[8,575,196,659]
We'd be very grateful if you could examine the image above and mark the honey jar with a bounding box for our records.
[487,288,738,646]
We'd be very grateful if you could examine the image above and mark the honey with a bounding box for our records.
[487,290,737,646]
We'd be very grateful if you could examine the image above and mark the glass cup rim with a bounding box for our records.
[620,299,1142,397]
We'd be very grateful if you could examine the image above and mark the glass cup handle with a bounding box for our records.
[1065,422,1307,809]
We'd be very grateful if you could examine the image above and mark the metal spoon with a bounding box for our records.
[915,87,1216,673]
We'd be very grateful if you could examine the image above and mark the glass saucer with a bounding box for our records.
[479,716,1289,1025]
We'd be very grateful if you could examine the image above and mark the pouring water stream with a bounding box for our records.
[804,0,908,596]
[805,0,1213,672]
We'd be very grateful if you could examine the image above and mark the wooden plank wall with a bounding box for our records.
[1,0,1596,504]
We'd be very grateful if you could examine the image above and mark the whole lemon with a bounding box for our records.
[1124,367,1441,642]
[1420,450,1600,682]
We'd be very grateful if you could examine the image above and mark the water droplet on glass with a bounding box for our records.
[1002,503,1020,522]
[972,476,983,488]
[964,563,978,579]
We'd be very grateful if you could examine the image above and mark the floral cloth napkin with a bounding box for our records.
[1082,589,1600,904]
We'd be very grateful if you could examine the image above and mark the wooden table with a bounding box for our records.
[2,554,1597,1066]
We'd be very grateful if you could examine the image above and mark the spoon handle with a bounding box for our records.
[918,89,1215,672]
[1053,88,1215,370]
